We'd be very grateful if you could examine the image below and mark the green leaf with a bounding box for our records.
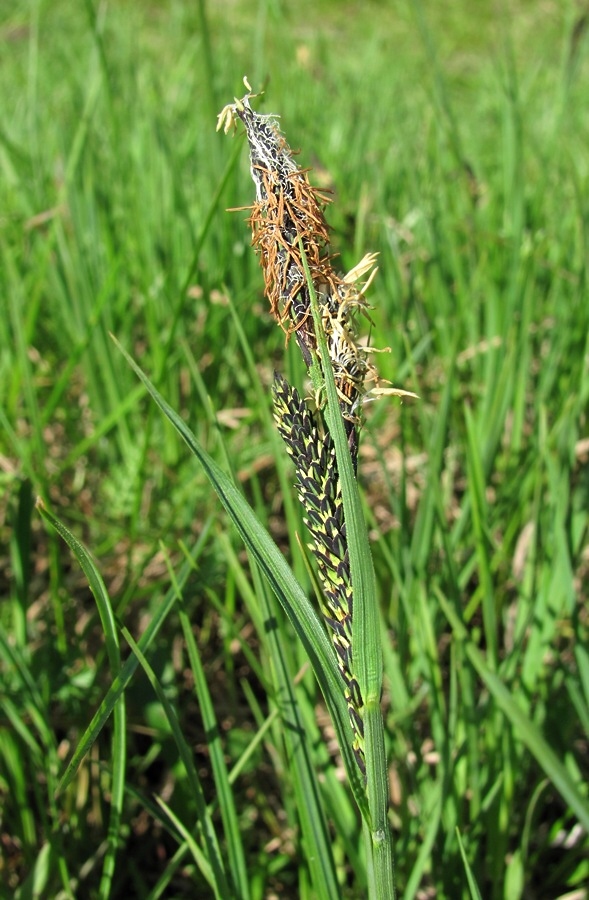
[437,588,589,833]
[121,625,230,899]
[456,828,484,900]
[301,248,394,897]
[111,333,368,815]
[36,500,126,900]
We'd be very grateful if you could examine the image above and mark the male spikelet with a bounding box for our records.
[217,80,410,463]
[218,80,413,778]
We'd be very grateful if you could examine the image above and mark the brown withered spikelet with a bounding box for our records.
[217,82,392,453]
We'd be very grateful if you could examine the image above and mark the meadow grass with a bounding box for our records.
[1,1,588,897]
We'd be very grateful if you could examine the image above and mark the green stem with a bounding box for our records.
[299,242,395,898]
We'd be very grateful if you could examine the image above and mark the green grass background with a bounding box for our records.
[1,0,588,897]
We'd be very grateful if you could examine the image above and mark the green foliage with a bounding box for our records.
[1,0,588,897]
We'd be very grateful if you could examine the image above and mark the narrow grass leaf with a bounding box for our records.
[112,334,368,813]
[455,828,483,900]
[36,500,126,900]
[120,625,230,899]
[402,778,442,900]
[218,511,343,897]
[463,403,498,667]
[154,796,214,887]
[165,550,250,900]
[251,563,342,900]
[302,250,394,897]
[53,542,206,792]
[437,589,589,832]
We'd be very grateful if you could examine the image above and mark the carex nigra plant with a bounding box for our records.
[44,76,406,900]
[218,78,412,896]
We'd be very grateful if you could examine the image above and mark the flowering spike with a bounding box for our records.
[272,373,366,775]
[219,83,400,426]
[219,83,415,780]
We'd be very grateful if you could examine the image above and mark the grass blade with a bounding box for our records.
[112,333,368,815]
[302,249,394,897]
[35,500,126,900]
[437,589,589,833]
[120,625,230,899]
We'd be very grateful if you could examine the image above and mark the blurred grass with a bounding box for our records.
[1,0,588,897]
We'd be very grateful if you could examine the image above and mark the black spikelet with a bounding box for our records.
[272,372,365,776]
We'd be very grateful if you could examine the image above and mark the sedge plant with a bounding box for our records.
[38,77,414,898]
[216,78,416,896]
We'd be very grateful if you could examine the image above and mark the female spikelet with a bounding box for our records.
[218,81,413,777]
